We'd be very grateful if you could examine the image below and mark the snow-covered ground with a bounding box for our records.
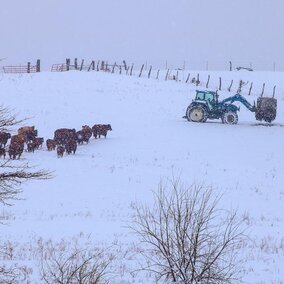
[0,69,284,282]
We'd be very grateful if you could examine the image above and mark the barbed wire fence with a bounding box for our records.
[0,58,281,98]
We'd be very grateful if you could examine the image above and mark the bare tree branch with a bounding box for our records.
[130,179,247,283]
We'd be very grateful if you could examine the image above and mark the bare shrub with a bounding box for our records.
[0,105,51,206]
[130,179,247,283]
[0,266,19,284]
[40,245,113,284]
[0,161,51,206]
[0,106,51,282]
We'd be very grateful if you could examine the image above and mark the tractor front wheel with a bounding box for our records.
[222,111,238,124]
[186,105,208,123]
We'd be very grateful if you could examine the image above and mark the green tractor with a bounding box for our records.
[183,90,277,124]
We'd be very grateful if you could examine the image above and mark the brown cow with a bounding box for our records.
[17,126,37,143]
[65,139,77,154]
[92,124,112,139]
[46,139,56,151]
[0,132,11,148]
[57,145,65,158]
[76,125,92,144]
[27,142,36,153]
[54,128,76,146]
[11,134,26,145]
[0,147,6,159]
[18,126,35,135]
[8,142,24,159]
[33,137,44,149]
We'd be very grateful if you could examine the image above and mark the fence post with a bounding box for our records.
[74,58,78,70]
[66,58,70,71]
[228,80,233,92]
[273,85,276,98]
[206,75,210,88]
[248,82,253,96]
[156,70,160,79]
[27,62,31,73]
[112,62,116,73]
[219,77,222,91]
[139,64,144,77]
[261,83,265,97]
[123,60,127,71]
[36,59,40,72]
[186,73,190,83]
[165,69,169,80]
[88,61,94,71]
[130,64,134,76]
[148,66,152,79]
[101,61,105,71]
[80,59,84,71]
[196,73,200,86]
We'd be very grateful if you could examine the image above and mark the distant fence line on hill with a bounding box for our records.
[1,58,278,98]
[3,60,41,73]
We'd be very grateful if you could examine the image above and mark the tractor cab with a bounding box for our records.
[195,90,217,110]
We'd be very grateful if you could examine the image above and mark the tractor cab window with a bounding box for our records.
[196,92,205,100]
[204,93,215,103]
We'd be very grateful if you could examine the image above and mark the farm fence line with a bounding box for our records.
[1,58,280,98]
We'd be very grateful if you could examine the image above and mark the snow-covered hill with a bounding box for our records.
[0,70,284,282]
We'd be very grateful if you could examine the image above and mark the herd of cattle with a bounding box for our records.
[0,124,112,159]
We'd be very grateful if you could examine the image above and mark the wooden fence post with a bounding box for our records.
[273,85,276,98]
[123,60,127,71]
[237,80,245,93]
[156,70,160,79]
[88,61,94,72]
[27,62,31,73]
[219,77,222,91]
[176,71,179,82]
[130,64,134,76]
[229,61,232,71]
[80,59,84,71]
[148,65,152,79]
[185,73,190,83]
[96,61,100,71]
[101,61,105,71]
[66,58,70,71]
[139,64,144,77]
[248,82,253,96]
[206,75,210,88]
[196,73,200,86]
[228,80,233,92]
[36,59,40,72]
[165,69,169,80]
[112,62,116,73]
[261,83,265,97]
[74,58,78,70]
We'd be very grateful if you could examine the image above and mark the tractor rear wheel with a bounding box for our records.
[222,111,238,124]
[186,105,208,123]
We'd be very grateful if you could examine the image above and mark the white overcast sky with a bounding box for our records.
[1,0,284,70]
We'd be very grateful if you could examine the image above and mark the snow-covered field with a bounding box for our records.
[0,69,284,282]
